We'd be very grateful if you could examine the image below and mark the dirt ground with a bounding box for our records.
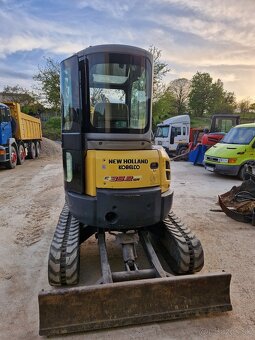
[0,139,254,340]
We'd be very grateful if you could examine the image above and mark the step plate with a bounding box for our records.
[39,272,232,336]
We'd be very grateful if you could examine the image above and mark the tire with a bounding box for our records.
[35,141,41,158]
[177,146,188,160]
[17,143,26,165]
[5,145,18,169]
[28,142,36,159]
[238,165,246,181]
[177,146,188,156]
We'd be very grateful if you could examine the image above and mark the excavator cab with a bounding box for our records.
[39,45,232,336]
[60,44,172,229]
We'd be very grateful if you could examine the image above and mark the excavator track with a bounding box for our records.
[48,204,80,286]
[149,211,204,274]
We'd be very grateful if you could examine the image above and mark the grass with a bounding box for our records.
[42,116,61,140]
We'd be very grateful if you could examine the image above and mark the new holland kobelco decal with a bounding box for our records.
[104,176,142,182]
[108,158,148,170]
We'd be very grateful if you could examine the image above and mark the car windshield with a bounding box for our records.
[155,126,169,138]
[221,127,255,145]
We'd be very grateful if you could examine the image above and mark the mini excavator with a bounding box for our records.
[38,44,232,336]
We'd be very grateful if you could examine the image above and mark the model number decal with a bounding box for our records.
[104,176,141,182]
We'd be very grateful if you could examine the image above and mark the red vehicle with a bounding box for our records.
[207,114,240,145]
[188,114,240,164]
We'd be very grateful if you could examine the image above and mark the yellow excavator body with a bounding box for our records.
[85,148,170,195]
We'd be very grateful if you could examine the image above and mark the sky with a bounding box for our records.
[0,0,255,102]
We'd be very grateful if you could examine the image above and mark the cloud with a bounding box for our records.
[147,0,255,49]
[0,67,31,79]
[0,3,84,58]
[0,0,254,100]
[74,0,132,17]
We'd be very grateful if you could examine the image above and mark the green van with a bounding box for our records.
[204,123,255,179]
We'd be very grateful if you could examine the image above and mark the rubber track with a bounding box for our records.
[150,211,204,274]
[48,204,80,286]
[167,212,204,273]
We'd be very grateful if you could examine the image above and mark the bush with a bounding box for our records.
[42,116,61,140]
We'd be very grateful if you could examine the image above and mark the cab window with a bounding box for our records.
[60,56,80,132]
[0,107,10,123]
[87,52,151,134]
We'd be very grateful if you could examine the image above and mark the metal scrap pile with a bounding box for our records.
[219,162,255,225]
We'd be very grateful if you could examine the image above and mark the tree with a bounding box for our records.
[189,72,213,116]
[250,102,255,111]
[168,78,190,115]
[209,80,236,114]
[238,98,251,117]
[222,91,236,113]
[33,57,60,113]
[209,79,224,113]
[189,72,236,116]
[1,85,43,114]
[148,46,171,125]
[152,90,176,127]
[148,46,170,101]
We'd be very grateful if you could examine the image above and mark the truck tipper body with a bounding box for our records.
[0,102,42,169]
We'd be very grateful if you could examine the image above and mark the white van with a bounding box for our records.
[154,115,190,155]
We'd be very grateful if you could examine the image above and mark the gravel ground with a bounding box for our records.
[0,143,254,339]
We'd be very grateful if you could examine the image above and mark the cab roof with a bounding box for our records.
[0,103,9,109]
[235,122,255,128]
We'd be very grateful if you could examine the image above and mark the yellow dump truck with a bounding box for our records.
[0,102,42,169]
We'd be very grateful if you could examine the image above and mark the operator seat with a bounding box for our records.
[93,103,128,129]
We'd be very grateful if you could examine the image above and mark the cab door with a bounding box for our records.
[169,124,185,151]
[61,55,85,194]
[0,107,12,145]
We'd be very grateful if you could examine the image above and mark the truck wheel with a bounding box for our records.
[17,144,26,165]
[28,142,36,159]
[177,146,188,160]
[177,146,187,155]
[35,141,41,158]
[6,145,18,169]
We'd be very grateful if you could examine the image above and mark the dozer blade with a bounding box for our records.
[39,272,231,336]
